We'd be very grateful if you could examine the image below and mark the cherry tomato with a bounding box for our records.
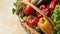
[36,8,51,19]
[36,5,46,19]
[45,8,51,17]
[26,15,38,28]
[23,5,34,15]
[36,11,43,19]
[39,5,46,10]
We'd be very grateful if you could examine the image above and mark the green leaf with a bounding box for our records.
[57,30,60,34]
[51,5,60,34]
[14,0,20,7]
[12,8,16,14]
[55,24,60,31]
[52,29,57,34]
[20,11,26,18]
[34,26,40,32]
[14,3,17,7]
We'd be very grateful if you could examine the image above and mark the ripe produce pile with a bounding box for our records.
[12,0,60,34]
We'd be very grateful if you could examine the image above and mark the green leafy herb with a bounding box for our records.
[52,29,57,34]
[14,3,17,7]
[57,30,60,34]
[34,26,45,34]
[12,0,26,15]
[20,11,26,18]
[51,2,60,34]
[18,3,26,10]
[12,8,16,14]
[14,0,20,7]
[51,5,60,34]
[52,24,60,34]
[34,26,41,32]
[51,5,60,25]
[12,0,22,14]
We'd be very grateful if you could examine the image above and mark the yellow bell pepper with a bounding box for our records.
[37,17,52,34]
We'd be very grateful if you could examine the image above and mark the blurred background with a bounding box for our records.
[0,0,28,34]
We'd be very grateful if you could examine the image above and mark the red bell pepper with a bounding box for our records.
[49,0,58,10]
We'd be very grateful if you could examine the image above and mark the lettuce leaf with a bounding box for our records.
[51,5,60,34]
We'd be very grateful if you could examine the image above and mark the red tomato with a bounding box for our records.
[26,16,38,28]
[36,8,51,19]
[23,5,34,15]
[45,8,51,17]
[36,4,51,19]
[39,5,46,10]
[36,5,46,19]
[36,11,43,19]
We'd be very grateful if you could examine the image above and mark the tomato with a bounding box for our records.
[26,15,38,28]
[23,5,34,15]
[36,8,51,19]
[39,5,46,10]
[36,5,46,19]
[45,8,51,17]
[36,11,43,19]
